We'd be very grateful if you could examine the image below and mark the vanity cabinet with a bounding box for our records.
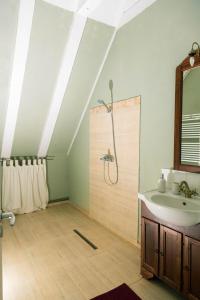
[141,218,159,277]
[183,237,200,299]
[159,225,182,290]
[141,218,182,290]
[141,202,200,300]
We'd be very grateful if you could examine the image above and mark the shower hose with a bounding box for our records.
[103,80,119,185]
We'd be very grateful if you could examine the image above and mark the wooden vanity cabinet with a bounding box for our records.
[141,218,182,290]
[183,237,200,300]
[141,218,159,277]
[141,202,200,299]
[159,225,182,290]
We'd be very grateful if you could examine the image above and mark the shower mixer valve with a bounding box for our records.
[100,149,114,162]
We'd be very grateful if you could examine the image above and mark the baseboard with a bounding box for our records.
[48,197,69,206]
[89,213,141,249]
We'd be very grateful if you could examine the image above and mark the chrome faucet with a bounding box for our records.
[179,181,198,198]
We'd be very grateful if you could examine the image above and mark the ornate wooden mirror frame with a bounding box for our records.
[174,51,200,172]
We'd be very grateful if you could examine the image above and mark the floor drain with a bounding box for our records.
[73,229,98,250]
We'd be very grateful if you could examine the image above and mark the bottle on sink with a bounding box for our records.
[166,168,174,190]
[157,173,166,193]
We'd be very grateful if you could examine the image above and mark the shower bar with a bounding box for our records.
[0,155,55,162]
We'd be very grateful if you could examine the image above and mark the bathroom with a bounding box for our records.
[0,0,200,299]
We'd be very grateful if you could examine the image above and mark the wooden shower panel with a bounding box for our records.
[89,97,140,245]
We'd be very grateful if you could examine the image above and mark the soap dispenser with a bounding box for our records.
[166,168,174,190]
[157,173,166,193]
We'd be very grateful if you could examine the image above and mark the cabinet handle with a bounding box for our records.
[160,251,164,256]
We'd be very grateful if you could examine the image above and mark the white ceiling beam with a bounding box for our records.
[38,0,103,157]
[37,14,87,157]
[67,0,158,155]
[42,0,157,28]
[78,0,102,16]
[118,0,157,28]
[42,0,102,14]
[88,0,126,27]
[38,0,158,157]
[123,0,140,12]
[67,28,117,156]
[1,0,35,158]
[42,0,80,12]
[113,0,128,27]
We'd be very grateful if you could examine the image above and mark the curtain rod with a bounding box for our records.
[0,155,55,162]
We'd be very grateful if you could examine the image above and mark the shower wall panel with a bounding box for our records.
[90,96,140,245]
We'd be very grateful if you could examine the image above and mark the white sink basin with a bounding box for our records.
[138,190,200,226]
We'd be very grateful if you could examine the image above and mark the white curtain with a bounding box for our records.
[2,159,49,214]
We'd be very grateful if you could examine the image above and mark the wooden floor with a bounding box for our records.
[2,203,183,300]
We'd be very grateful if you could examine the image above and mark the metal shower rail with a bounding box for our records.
[0,155,55,163]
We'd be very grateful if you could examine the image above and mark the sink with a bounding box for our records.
[138,190,200,226]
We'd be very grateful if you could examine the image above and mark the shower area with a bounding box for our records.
[89,86,140,245]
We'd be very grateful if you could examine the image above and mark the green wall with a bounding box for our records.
[12,1,73,156]
[0,0,19,150]
[46,154,69,201]
[0,0,19,205]
[46,20,113,201]
[68,113,90,210]
[1,1,113,202]
[68,0,200,210]
[48,19,114,154]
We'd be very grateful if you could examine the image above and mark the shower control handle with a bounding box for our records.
[100,153,114,162]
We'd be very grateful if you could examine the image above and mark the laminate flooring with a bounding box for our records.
[2,203,183,300]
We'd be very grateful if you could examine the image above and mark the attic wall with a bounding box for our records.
[0,0,19,205]
[47,19,114,154]
[0,0,19,150]
[68,0,200,210]
[11,0,73,156]
[0,0,114,201]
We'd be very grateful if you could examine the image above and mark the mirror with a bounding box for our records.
[182,67,200,166]
[174,48,200,172]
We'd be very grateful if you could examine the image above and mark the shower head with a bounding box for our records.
[109,79,113,90]
[97,99,112,113]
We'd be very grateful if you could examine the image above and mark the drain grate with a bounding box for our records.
[73,229,98,250]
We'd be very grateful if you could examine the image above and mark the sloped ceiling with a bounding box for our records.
[13,1,73,155]
[0,0,19,154]
[0,0,156,158]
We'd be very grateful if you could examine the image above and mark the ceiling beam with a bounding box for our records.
[42,0,80,12]
[67,0,158,155]
[67,28,117,156]
[78,0,102,16]
[42,0,102,14]
[37,14,87,157]
[38,0,104,157]
[1,0,35,158]
[118,0,157,28]
[43,0,157,28]
[87,0,126,27]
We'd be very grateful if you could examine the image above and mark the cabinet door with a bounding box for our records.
[160,225,182,291]
[141,218,159,277]
[183,236,200,300]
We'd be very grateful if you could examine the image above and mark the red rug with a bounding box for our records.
[90,283,141,300]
